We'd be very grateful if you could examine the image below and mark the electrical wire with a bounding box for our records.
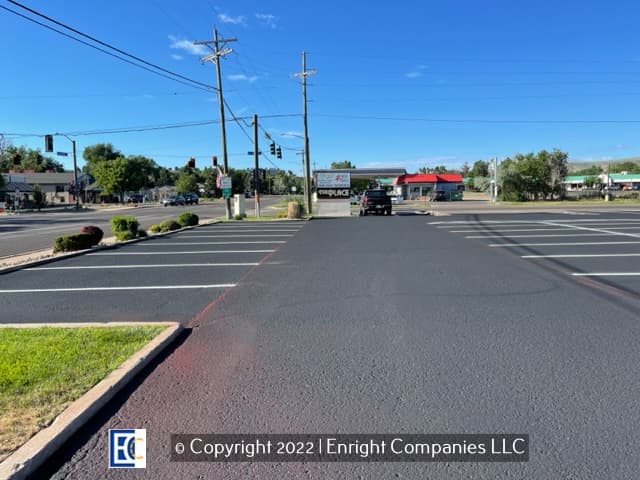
[2,1,215,93]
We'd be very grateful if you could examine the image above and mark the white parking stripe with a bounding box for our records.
[490,241,640,247]
[450,226,640,233]
[171,234,294,238]
[0,284,236,293]
[466,233,612,239]
[28,263,259,270]
[572,273,640,277]
[540,220,640,239]
[89,250,275,255]
[433,218,640,226]
[523,253,640,258]
[138,241,286,245]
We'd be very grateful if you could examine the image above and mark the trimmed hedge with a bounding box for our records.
[148,224,161,233]
[79,225,103,246]
[110,215,139,241]
[159,219,181,232]
[177,212,199,227]
[53,233,95,253]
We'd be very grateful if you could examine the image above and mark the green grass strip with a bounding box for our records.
[0,325,166,461]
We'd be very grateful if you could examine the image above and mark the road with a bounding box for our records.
[0,196,282,258]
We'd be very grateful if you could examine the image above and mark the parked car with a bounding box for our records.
[162,194,185,207]
[183,192,199,205]
[244,191,253,198]
[126,193,144,204]
[359,189,392,216]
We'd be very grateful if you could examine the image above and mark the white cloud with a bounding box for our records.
[228,74,258,83]
[168,35,208,56]
[405,71,422,78]
[361,155,459,172]
[171,54,183,61]
[255,13,277,28]
[280,130,303,139]
[218,13,247,25]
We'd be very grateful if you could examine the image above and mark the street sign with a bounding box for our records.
[220,176,232,199]
[247,151,262,155]
[56,152,69,157]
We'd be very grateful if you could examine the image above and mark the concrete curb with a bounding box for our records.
[0,322,184,480]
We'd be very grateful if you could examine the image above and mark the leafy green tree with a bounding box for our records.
[93,157,129,201]
[610,161,640,173]
[582,175,601,188]
[32,184,45,211]
[469,160,490,178]
[460,162,471,177]
[331,160,355,169]
[175,171,199,193]
[156,167,175,186]
[125,155,159,190]
[82,143,121,175]
[0,145,64,173]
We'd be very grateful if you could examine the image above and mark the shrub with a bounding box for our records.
[115,231,137,241]
[137,229,148,238]
[159,219,181,232]
[110,215,138,240]
[79,225,104,246]
[177,212,199,227]
[53,233,95,253]
[148,224,161,233]
[233,213,246,220]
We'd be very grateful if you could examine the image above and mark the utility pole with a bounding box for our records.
[252,114,260,218]
[293,51,316,215]
[195,28,236,219]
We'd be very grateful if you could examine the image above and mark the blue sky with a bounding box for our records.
[2,0,640,174]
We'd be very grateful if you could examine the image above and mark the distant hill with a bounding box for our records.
[568,156,640,172]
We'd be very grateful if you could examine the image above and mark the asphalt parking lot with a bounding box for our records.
[0,220,306,324]
[430,210,640,301]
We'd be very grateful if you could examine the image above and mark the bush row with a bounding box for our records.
[148,212,199,233]
[52,211,199,253]
[53,225,104,253]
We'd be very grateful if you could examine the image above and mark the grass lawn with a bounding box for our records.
[0,325,166,462]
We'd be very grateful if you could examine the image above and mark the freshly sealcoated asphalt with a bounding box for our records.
[20,212,640,479]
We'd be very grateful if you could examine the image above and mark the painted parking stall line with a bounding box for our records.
[27,263,260,270]
[433,213,640,296]
[88,250,276,255]
[0,284,236,293]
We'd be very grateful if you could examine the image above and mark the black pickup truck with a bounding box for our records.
[359,189,392,216]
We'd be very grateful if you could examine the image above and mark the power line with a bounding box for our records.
[314,114,640,124]
[3,1,215,93]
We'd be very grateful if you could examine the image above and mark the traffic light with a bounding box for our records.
[276,147,282,159]
[270,142,276,155]
[187,157,196,168]
[44,134,54,153]
[212,155,218,167]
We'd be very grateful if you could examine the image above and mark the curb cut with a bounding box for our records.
[0,322,183,480]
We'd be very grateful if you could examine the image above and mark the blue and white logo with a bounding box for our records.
[109,429,146,468]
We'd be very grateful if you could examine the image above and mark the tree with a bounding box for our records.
[331,160,355,169]
[175,171,198,193]
[93,157,129,201]
[460,162,471,177]
[0,145,64,173]
[469,160,490,178]
[125,155,159,190]
[82,143,121,175]
[610,161,640,174]
[582,175,601,188]
[32,184,45,211]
